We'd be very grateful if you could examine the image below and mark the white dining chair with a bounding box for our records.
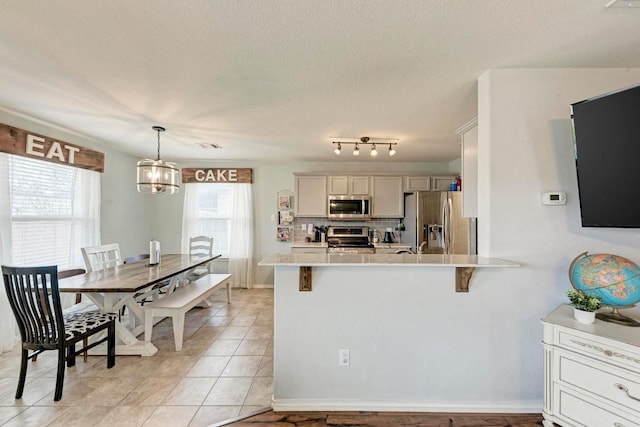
[81,243,122,273]
[186,236,214,282]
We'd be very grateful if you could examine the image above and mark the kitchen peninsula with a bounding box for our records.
[258,253,521,412]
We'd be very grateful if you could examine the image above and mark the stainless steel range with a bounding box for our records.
[326,226,376,254]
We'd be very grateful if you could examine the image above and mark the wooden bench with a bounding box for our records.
[143,273,232,351]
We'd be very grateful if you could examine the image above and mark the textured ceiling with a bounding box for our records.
[1,0,639,163]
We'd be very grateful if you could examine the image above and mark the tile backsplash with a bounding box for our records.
[292,217,403,242]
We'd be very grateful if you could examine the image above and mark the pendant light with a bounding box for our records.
[136,126,181,194]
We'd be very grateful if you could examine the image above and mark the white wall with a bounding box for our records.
[476,68,640,398]
[268,69,640,411]
[0,110,154,261]
[272,264,542,411]
[0,108,454,280]
[154,160,454,285]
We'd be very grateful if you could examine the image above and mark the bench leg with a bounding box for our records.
[196,299,213,308]
[226,283,231,304]
[144,312,153,343]
[172,312,185,351]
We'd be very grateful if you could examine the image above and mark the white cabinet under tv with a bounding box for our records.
[542,304,640,427]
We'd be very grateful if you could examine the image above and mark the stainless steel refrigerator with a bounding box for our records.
[402,192,477,254]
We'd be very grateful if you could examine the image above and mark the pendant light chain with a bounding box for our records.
[156,129,161,161]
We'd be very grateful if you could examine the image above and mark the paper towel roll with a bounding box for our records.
[149,240,161,265]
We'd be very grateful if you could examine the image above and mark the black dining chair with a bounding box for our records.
[31,268,90,363]
[2,265,116,401]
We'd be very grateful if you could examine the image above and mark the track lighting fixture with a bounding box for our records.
[331,136,398,157]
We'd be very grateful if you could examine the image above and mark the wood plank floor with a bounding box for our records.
[224,410,544,426]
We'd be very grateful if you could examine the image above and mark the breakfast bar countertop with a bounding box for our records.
[259,253,519,268]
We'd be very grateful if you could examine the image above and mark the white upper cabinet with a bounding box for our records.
[431,176,456,192]
[456,118,478,218]
[328,176,369,195]
[371,176,403,218]
[404,176,431,192]
[295,175,327,217]
[350,176,370,195]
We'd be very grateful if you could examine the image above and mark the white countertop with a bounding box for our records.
[259,253,520,268]
[290,242,328,248]
[373,243,411,249]
[291,242,411,249]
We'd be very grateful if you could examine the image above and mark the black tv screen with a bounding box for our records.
[571,84,640,227]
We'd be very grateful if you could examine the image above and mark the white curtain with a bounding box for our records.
[181,183,255,289]
[229,184,254,289]
[181,184,200,254]
[0,154,15,354]
[0,153,101,354]
[70,165,102,266]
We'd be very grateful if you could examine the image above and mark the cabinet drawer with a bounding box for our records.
[554,386,640,427]
[556,349,640,414]
[556,327,640,373]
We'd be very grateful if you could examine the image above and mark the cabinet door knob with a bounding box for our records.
[614,382,640,402]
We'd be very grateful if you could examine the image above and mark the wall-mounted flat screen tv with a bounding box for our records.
[571,84,640,228]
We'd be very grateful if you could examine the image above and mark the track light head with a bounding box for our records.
[370,143,378,156]
[388,144,396,156]
[353,143,360,156]
[333,142,341,155]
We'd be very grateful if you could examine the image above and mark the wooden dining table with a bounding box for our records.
[58,253,221,356]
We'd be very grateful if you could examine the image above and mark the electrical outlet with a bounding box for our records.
[339,349,350,366]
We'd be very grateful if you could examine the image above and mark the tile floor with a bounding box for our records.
[0,288,274,427]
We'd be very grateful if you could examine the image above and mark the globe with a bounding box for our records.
[569,252,640,307]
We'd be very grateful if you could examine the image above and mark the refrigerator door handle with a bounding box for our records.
[444,196,452,255]
[442,198,448,254]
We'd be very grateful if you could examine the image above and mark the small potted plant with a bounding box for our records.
[567,289,602,324]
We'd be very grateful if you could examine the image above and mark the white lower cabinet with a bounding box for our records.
[542,305,640,427]
[374,246,412,254]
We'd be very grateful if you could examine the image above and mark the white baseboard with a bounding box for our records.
[272,398,542,413]
[249,283,274,289]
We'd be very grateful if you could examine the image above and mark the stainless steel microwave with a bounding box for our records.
[328,196,371,220]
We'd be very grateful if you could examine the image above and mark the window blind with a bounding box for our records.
[196,184,233,256]
[9,156,87,268]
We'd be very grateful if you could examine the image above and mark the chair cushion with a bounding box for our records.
[63,311,115,341]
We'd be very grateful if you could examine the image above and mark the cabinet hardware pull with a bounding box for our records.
[614,383,640,402]
[614,423,626,427]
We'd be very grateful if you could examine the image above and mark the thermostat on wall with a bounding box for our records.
[542,192,566,205]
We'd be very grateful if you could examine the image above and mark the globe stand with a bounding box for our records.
[596,307,640,327]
